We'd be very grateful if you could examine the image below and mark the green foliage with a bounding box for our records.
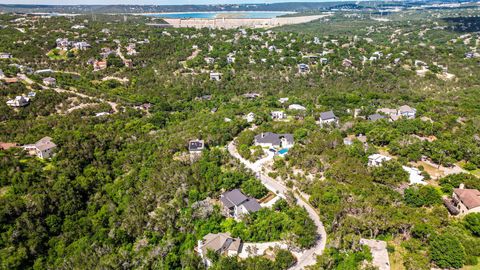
[439,173,480,193]
[371,160,409,186]
[404,185,442,207]
[464,213,480,237]
[241,178,268,199]
[429,234,466,269]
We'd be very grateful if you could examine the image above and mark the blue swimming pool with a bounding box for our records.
[278,148,289,155]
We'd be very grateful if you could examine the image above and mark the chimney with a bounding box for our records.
[459,183,465,189]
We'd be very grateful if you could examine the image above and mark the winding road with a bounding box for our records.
[227,140,327,269]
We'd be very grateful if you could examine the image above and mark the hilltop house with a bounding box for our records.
[72,41,91,50]
[452,185,480,215]
[43,77,56,87]
[367,113,386,122]
[319,111,339,127]
[23,137,56,159]
[6,96,29,107]
[0,52,12,59]
[298,63,310,73]
[243,92,260,99]
[271,111,286,120]
[197,233,242,267]
[254,132,294,149]
[205,57,215,64]
[397,105,416,119]
[188,139,205,153]
[244,112,255,123]
[368,154,391,167]
[93,60,107,71]
[220,189,261,220]
[209,72,222,81]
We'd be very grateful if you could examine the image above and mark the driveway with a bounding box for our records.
[227,139,327,269]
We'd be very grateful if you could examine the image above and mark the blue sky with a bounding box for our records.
[1,0,334,5]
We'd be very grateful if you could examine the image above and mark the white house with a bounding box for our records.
[298,63,310,73]
[23,137,56,159]
[209,72,222,81]
[220,189,261,220]
[244,112,255,123]
[368,154,392,167]
[397,105,416,119]
[0,52,12,59]
[278,97,289,104]
[204,57,215,64]
[319,111,339,127]
[271,111,286,120]
[6,96,29,107]
[254,132,294,149]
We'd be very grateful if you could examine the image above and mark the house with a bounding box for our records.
[244,112,255,123]
[95,112,110,117]
[220,189,261,219]
[197,232,242,267]
[367,113,386,121]
[124,59,133,68]
[34,69,54,75]
[397,105,416,119]
[243,92,260,99]
[188,139,204,153]
[55,38,70,50]
[72,41,91,50]
[320,58,328,64]
[344,134,368,148]
[0,52,12,59]
[254,132,294,149]
[368,154,391,167]
[204,57,215,64]
[319,111,339,127]
[271,111,286,120]
[278,97,289,104]
[227,55,235,64]
[402,166,426,185]
[23,137,56,159]
[209,72,222,81]
[6,96,29,107]
[342,58,353,67]
[288,104,306,111]
[93,60,107,71]
[298,63,310,73]
[43,77,56,87]
[452,184,480,215]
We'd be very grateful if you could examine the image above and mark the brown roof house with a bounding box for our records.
[220,189,261,220]
[196,232,242,267]
[452,184,480,215]
[23,137,57,159]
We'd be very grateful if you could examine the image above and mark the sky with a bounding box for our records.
[0,0,336,5]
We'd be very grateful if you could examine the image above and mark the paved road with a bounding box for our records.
[227,140,327,269]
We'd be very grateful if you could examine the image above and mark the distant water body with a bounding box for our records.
[146,11,294,19]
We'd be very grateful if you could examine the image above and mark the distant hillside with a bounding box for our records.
[0,1,474,14]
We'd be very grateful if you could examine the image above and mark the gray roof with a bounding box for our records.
[35,137,56,151]
[254,132,294,147]
[320,110,336,121]
[368,113,386,121]
[242,198,261,212]
[221,189,248,207]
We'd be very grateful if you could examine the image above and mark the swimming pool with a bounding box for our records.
[278,148,289,155]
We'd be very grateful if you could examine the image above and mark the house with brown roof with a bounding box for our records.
[452,184,480,215]
[0,142,19,150]
[23,137,57,159]
[196,232,242,267]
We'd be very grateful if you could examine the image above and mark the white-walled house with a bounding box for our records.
[23,137,56,159]
[271,111,286,120]
[368,154,392,167]
[6,96,29,107]
[319,111,339,127]
[254,132,294,149]
[197,233,241,268]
